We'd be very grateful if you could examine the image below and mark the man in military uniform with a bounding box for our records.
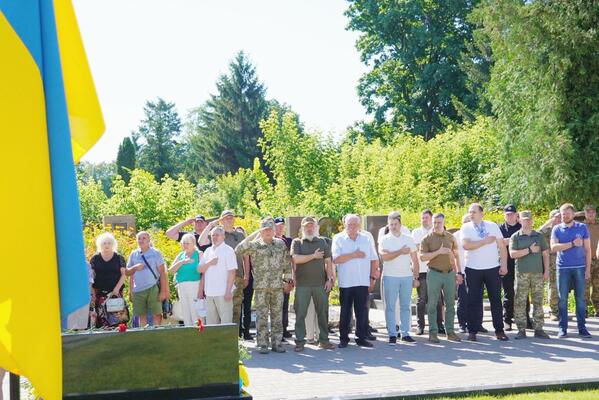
[539,209,561,320]
[509,211,551,339]
[583,205,599,317]
[236,219,292,354]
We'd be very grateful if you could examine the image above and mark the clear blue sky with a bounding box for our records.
[74,0,368,163]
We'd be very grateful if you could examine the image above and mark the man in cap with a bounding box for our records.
[273,216,294,340]
[236,219,293,353]
[509,211,551,339]
[538,209,562,320]
[499,204,531,331]
[291,217,336,351]
[202,210,248,333]
[166,214,211,251]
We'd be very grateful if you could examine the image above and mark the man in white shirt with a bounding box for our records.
[200,226,238,325]
[379,211,420,345]
[411,209,444,335]
[461,203,508,342]
[332,214,379,348]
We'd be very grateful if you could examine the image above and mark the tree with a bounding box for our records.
[76,161,116,195]
[185,51,268,179]
[133,98,182,180]
[345,0,482,140]
[116,136,136,184]
[475,0,599,206]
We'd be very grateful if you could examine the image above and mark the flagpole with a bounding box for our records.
[9,373,19,400]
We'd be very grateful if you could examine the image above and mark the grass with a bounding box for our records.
[429,388,599,400]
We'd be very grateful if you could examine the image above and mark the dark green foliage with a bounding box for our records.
[133,98,182,180]
[116,136,136,184]
[345,0,482,140]
[185,51,268,180]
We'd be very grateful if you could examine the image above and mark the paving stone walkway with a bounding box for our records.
[243,307,599,399]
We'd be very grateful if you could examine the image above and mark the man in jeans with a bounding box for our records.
[551,203,592,338]
[378,211,419,345]
[412,209,444,335]
[583,204,599,317]
[291,217,336,351]
[420,213,462,343]
[461,203,509,342]
[509,211,551,339]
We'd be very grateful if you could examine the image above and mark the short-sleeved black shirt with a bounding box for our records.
[499,222,521,269]
[177,231,211,252]
[89,252,126,293]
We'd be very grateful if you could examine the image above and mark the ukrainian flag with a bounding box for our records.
[0,0,103,398]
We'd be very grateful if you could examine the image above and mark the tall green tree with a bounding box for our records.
[185,51,268,179]
[76,161,116,195]
[345,0,482,140]
[475,0,599,206]
[133,98,182,180]
[116,136,136,184]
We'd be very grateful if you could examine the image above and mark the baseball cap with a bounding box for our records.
[194,214,206,221]
[259,219,274,231]
[273,216,285,225]
[519,210,532,220]
[220,210,234,218]
[503,204,517,213]
[301,216,317,226]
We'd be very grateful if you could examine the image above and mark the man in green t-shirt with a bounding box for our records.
[291,217,336,351]
[509,211,550,339]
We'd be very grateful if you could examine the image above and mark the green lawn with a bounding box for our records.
[432,389,599,400]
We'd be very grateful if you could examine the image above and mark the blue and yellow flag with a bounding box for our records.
[0,0,103,398]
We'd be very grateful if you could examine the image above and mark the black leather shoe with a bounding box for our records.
[478,326,489,333]
[356,339,373,347]
[283,330,293,338]
[468,333,477,342]
[368,326,379,333]
[416,326,425,335]
[505,322,513,332]
[366,334,377,341]
[438,325,446,335]
[338,341,349,348]
[496,332,509,341]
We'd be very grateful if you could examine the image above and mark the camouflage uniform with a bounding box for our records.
[510,228,548,331]
[540,226,558,315]
[585,258,599,315]
[236,235,291,351]
[225,230,245,330]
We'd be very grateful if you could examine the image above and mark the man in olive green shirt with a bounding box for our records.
[291,217,336,351]
[419,213,462,343]
[509,211,550,339]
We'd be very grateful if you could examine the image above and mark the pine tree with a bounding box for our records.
[116,136,136,184]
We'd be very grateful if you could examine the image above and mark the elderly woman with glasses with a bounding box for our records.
[89,232,127,328]
[169,233,204,326]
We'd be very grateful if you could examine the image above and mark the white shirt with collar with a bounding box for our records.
[202,242,237,296]
[460,220,503,270]
[411,225,433,273]
[332,231,379,288]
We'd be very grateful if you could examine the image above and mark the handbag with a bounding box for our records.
[105,296,125,312]
[103,295,130,326]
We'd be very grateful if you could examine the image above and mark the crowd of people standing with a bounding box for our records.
[87,202,599,352]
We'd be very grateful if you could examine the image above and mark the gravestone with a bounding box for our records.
[102,214,136,233]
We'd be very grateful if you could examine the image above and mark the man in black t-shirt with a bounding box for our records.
[166,214,211,251]
[499,204,531,330]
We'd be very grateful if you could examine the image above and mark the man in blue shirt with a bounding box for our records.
[550,203,592,338]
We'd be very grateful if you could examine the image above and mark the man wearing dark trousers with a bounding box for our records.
[332,214,379,348]
[499,204,532,331]
[462,203,509,342]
